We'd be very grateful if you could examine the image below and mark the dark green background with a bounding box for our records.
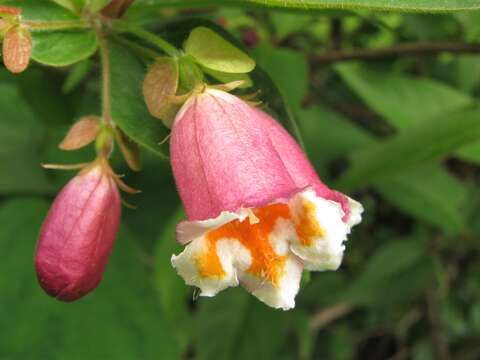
[1,2,480,359]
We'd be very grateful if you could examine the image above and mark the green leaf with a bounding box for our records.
[252,45,308,110]
[31,31,98,67]
[339,237,434,306]
[0,199,181,359]
[335,63,473,130]
[185,26,255,73]
[336,107,480,190]
[62,59,92,93]
[154,208,192,352]
[456,142,480,164]
[335,63,480,164]
[375,165,467,233]
[50,0,85,13]
[297,105,375,164]
[6,0,96,66]
[133,0,480,12]
[0,84,52,194]
[271,13,313,41]
[0,68,71,127]
[109,41,169,158]
[87,0,110,12]
[14,0,81,21]
[194,288,290,360]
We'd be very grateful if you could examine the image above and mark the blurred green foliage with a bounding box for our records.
[1,1,480,359]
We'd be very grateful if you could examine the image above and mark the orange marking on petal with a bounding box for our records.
[200,203,292,286]
[295,200,325,246]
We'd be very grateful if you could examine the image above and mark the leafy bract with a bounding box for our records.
[185,26,255,73]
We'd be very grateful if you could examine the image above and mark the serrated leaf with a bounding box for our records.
[185,26,255,74]
[109,41,169,158]
[31,30,98,66]
[0,199,181,359]
[336,107,480,190]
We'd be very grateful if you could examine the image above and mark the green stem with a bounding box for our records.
[96,28,114,128]
[23,20,89,31]
[112,20,179,57]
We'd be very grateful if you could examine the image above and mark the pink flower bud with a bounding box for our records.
[170,88,363,310]
[35,161,121,301]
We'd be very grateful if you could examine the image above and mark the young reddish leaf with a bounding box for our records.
[114,129,142,172]
[0,6,21,16]
[2,26,32,74]
[59,116,101,151]
[143,57,179,128]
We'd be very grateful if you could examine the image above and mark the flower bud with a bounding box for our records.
[35,160,121,301]
[2,25,31,74]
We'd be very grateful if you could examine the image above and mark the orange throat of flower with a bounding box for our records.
[196,200,325,288]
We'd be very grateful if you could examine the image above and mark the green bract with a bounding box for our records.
[184,26,256,74]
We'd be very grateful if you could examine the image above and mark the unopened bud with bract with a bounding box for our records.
[2,25,31,74]
[35,159,121,301]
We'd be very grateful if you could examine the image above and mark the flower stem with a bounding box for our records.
[111,20,179,57]
[23,20,89,31]
[95,28,114,129]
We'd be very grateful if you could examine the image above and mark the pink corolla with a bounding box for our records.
[170,88,363,310]
[35,159,121,301]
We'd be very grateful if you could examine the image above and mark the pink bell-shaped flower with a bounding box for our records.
[35,158,121,301]
[170,88,363,310]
